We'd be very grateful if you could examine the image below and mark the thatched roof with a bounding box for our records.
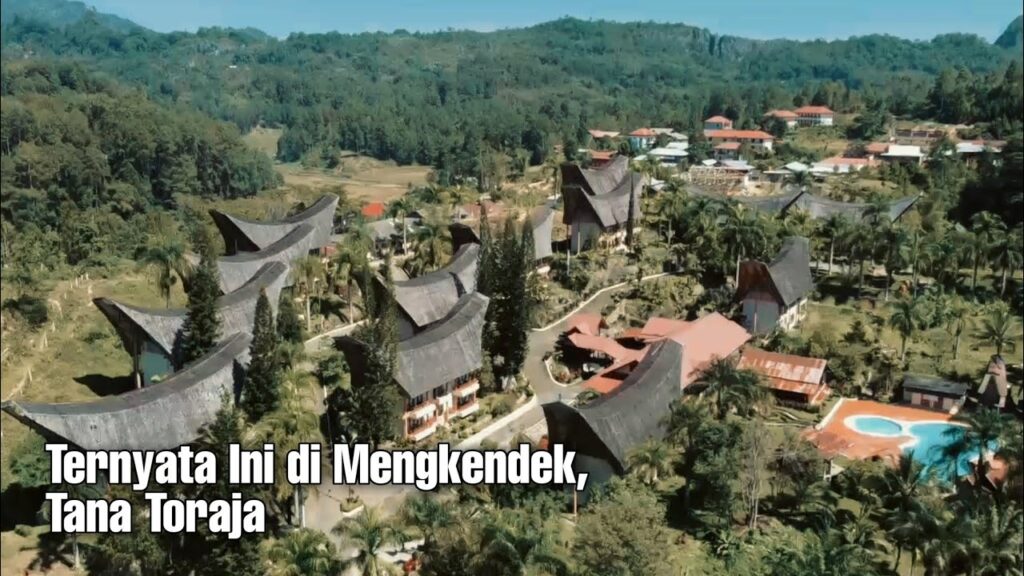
[1,333,251,450]
[214,223,317,293]
[93,262,287,361]
[530,200,556,260]
[390,243,479,329]
[541,340,683,473]
[688,186,918,222]
[736,237,813,308]
[210,194,338,254]
[335,292,489,398]
[561,156,643,229]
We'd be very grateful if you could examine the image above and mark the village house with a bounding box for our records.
[561,156,644,253]
[704,115,734,131]
[794,105,835,126]
[736,237,813,335]
[812,156,874,174]
[973,356,1012,410]
[737,348,830,405]
[387,243,479,339]
[704,129,775,153]
[646,141,689,166]
[588,149,618,167]
[628,127,657,151]
[865,143,924,165]
[337,292,490,441]
[650,127,689,142]
[764,109,799,129]
[713,141,741,161]
[901,374,969,413]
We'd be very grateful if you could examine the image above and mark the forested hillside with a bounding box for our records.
[2,5,1021,181]
[0,61,280,272]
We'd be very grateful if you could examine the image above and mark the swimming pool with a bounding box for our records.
[845,415,981,480]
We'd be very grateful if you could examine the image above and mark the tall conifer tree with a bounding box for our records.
[180,227,222,365]
[241,289,282,421]
[276,290,304,344]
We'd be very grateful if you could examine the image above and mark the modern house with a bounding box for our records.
[209,194,339,255]
[704,115,734,131]
[628,128,657,151]
[764,110,799,129]
[901,374,969,413]
[866,143,924,165]
[794,106,835,127]
[94,262,288,386]
[812,156,874,174]
[337,293,490,441]
[561,156,644,253]
[1,333,252,450]
[713,142,741,161]
[542,339,683,485]
[737,348,830,405]
[736,237,814,335]
[646,142,689,166]
[704,129,775,153]
[387,243,479,339]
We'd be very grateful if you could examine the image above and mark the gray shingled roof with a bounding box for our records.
[903,374,969,397]
[1,333,252,450]
[562,156,643,228]
[395,293,490,397]
[93,262,288,360]
[541,340,683,473]
[530,201,556,261]
[215,223,316,293]
[210,194,338,254]
[766,237,813,307]
[391,243,479,328]
[687,186,918,222]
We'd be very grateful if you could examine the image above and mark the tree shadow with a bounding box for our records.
[0,483,45,531]
[32,529,71,573]
[73,374,135,397]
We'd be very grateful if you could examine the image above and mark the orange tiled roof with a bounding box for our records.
[865,142,890,155]
[568,332,633,360]
[362,201,386,219]
[705,115,732,124]
[705,129,774,141]
[667,313,751,385]
[629,128,657,137]
[567,313,605,336]
[794,106,834,115]
[589,150,617,161]
[715,142,742,151]
[765,109,799,119]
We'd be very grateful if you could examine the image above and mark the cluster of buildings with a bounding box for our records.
[3,195,341,449]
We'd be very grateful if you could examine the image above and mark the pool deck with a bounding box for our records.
[804,398,954,461]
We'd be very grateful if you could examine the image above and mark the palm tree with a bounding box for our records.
[626,440,678,485]
[138,237,188,307]
[990,227,1023,296]
[403,214,451,277]
[292,254,325,333]
[878,454,929,570]
[844,221,876,298]
[940,408,1011,488]
[264,528,342,576]
[968,211,1006,292]
[252,375,322,527]
[817,214,852,277]
[938,293,973,360]
[402,495,451,551]
[950,502,1024,576]
[722,203,767,284]
[330,244,367,323]
[888,295,924,363]
[698,356,771,420]
[332,507,402,576]
[975,301,1018,357]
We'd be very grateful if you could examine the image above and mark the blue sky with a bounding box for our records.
[87,0,1021,41]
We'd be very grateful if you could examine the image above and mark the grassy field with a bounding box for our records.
[241,126,282,158]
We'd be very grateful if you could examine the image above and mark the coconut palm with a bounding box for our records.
[817,214,853,277]
[626,440,679,485]
[403,215,452,277]
[888,295,925,363]
[877,454,930,570]
[968,211,1006,292]
[332,507,402,576]
[252,374,321,527]
[975,301,1018,357]
[698,356,771,420]
[937,293,973,360]
[138,237,188,307]
[951,503,1024,576]
[264,528,342,576]
[402,495,452,551]
[940,408,1012,488]
[292,254,325,332]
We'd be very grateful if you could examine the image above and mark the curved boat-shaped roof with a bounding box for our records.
[687,187,917,222]
[210,194,338,254]
[94,262,288,359]
[216,223,316,293]
[562,156,643,228]
[335,293,489,398]
[391,243,479,329]
[542,340,683,473]
[737,237,813,308]
[1,333,252,450]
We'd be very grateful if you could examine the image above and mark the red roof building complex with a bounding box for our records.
[794,106,835,127]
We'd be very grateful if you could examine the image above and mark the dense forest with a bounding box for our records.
[2,4,1021,182]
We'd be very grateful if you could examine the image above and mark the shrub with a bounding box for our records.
[2,294,49,328]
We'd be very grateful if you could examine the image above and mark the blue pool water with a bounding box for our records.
[847,416,985,481]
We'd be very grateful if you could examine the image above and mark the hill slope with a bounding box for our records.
[0,0,141,32]
[995,15,1023,50]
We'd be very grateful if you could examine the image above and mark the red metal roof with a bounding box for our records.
[362,201,386,219]
[666,313,751,386]
[567,313,606,336]
[705,129,774,141]
[737,348,829,403]
[794,106,834,115]
[568,333,633,360]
